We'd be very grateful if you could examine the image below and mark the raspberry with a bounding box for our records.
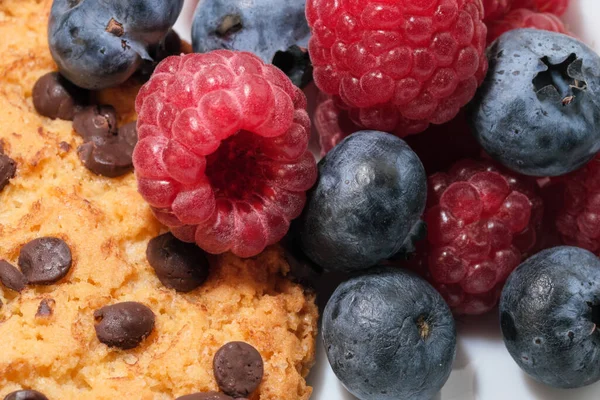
[487,8,569,43]
[133,51,317,258]
[482,0,513,21]
[314,94,359,156]
[555,155,600,254]
[512,0,569,16]
[306,0,488,137]
[418,159,543,315]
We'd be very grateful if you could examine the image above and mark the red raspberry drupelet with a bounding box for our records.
[512,0,569,16]
[482,0,513,21]
[487,8,569,43]
[555,155,600,255]
[421,159,543,315]
[306,0,488,137]
[133,51,317,258]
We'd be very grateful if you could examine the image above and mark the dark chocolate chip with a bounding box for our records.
[3,390,49,400]
[36,298,56,317]
[59,141,71,152]
[77,121,137,177]
[94,301,155,349]
[0,260,26,292]
[0,152,16,192]
[146,232,209,292]
[73,105,118,142]
[281,234,323,288]
[18,237,72,285]
[175,392,234,400]
[213,342,264,398]
[32,72,88,121]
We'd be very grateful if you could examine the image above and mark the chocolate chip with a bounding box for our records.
[73,105,118,142]
[32,72,88,121]
[94,301,155,349]
[0,260,26,292]
[213,342,264,398]
[18,237,72,285]
[76,120,137,177]
[0,152,16,192]
[146,232,209,292]
[175,393,233,400]
[36,298,56,317]
[3,390,49,400]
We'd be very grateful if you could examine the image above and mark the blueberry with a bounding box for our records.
[468,29,600,177]
[500,246,600,388]
[191,0,311,86]
[48,0,184,89]
[323,267,456,400]
[297,131,427,272]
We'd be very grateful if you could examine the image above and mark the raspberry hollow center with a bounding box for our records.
[205,131,264,201]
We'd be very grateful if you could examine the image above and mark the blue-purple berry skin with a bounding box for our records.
[191,0,309,63]
[49,0,183,89]
[500,246,600,388]
[323,267,456,400]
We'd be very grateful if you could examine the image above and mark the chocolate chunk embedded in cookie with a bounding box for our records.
[18,237,72,285]
[94,302,155,350]
[213,342,264,398]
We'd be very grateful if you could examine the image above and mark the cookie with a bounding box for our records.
[0,1,318,399]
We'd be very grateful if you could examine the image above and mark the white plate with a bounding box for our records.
[174,1,600,399]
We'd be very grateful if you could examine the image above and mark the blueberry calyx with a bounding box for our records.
[532,53,588,106]
[416,315,431,340]
[106,18,124,37]
[216,14,243,39]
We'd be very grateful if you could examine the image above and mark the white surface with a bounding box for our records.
[174,1,600,399]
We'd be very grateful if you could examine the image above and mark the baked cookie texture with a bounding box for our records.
[0,1,318,399]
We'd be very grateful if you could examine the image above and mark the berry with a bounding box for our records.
[512,0,570,16]
[297,131,427,272]
[49,0,184,89]
[468,29,600,177]
[306,0,488,137]
[500,246,600,388]
[420,159,543,315]
[487,8,569,43]
[482,0,514,21]
[191,0,311,86]
[133,51,317,258]
[314,94,359,156]
[323,267,456,400]
[554,154,600,254]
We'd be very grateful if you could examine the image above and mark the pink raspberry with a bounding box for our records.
[482,0,514,21]
[306,0,488,138]
[554,155,600,255]
[512,0,569,16]
[133,51,317,258]
[419,159,543,315]
[314,94,359,156]
[487,8,569,43]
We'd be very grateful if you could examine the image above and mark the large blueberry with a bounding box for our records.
[500,246,600,388]
[468,29,600,177]
[48,0,184,89]
[191,0,310,86]
[297,131,427,272]
[323,267,456,400]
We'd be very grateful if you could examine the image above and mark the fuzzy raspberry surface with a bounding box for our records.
[133,51,317,258]
[419,159,543,315]
[306,0,488,137]
[487,8,569,43]
[482,0,513,21]
[555,155,600,255]
[512,0,569,16]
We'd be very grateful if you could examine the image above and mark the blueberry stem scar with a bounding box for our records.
[216,14,242,38]
[106,18,124,37]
